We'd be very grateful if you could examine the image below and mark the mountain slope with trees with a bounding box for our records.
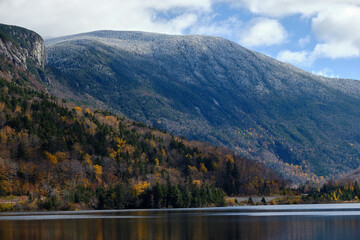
[45,30,360,182]
[0,24,285,210]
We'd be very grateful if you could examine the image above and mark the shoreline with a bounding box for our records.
[2,194,360,213]
[3,203,360,218]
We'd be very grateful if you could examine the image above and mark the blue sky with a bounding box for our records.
[1,0,360,80]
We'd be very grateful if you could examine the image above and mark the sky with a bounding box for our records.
[1,0,360,80]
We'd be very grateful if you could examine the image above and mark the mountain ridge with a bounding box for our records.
[46,30,360,98]
[45,30,360,183]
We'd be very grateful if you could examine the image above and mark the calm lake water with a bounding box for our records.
[2,203,360,240]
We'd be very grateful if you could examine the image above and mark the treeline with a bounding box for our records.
[141,182,225,208]
[0,67,285,210]
[301,181,360,203]
[39,181,225,211]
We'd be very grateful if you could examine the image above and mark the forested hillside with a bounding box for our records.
[0,24,285,211]
[46,31,360,183]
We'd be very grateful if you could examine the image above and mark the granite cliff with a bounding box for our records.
[0,24,46,70]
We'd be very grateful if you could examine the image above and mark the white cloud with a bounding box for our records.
[232,0,360,60]
[189,16,242,39]
[0,0,212,37]
[239,18,287,47]
[226,0,360,18]
[313,42,360,59]
[165,14,199,34]
[311,5,360,59]
[312,68,339,78]
[147,0,211,11]
[277,50,312,66]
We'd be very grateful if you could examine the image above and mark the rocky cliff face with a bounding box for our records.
[0,24,46,69]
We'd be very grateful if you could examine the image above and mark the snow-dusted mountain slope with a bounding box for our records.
[46,30,360,182]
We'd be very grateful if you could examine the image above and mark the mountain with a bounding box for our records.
[0,24,285,210]
[45,30,360,182]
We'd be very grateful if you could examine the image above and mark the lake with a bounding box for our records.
[2,203,360,239]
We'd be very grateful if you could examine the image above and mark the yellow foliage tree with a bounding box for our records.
[108,138,134,161]
[188,165,198,175]
[116,138,126,150]
[83,154,92,166]
[14,106,22,113]
[109,148,117,160]
[132,181,150,196]
[192,180,201,186]
[0,132,6,144]
[226,154,234,164]
[154,158,159,166]
[55,152,67,162]
[44,151,58,165]
[93,164,103,183]
[199,163,208,174]
[161,148,166,157]
[73,106,82,112]
[84,108,94,116]
[0,102,5,112]
[149,139,156,148]
[104,115,118,128]
[0,126,15,143]
[25,113,32,120]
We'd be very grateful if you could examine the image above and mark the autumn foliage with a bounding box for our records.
[0,77,285,210]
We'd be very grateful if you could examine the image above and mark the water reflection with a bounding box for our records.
[2,205,360,239]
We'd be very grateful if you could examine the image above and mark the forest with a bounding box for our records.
[0,59,285,211]
[301,181,360,203]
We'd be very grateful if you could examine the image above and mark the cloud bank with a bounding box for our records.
[0,0,212,37]
[234,0,360,63]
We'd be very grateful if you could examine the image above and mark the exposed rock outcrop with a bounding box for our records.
[0,24,46,69]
